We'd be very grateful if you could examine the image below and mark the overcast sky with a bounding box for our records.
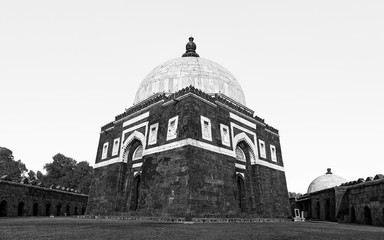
[1,1,383,194]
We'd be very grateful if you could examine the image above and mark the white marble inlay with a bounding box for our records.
[220,124,230,147]
[259,139,266,158]
[201,115,212,141]
[132,162,143,168]
[148,123,159,145]
[235,163,246,169]
[166,116,179,141]
[123,112,149,127]
[112,138,120,156]
[270,145,277,162]
[230,112,256,129]
[101,142,108,160]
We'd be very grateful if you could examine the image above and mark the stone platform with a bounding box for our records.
[77,215,290,224]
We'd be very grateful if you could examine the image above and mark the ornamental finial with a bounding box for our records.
[182,37,200,57]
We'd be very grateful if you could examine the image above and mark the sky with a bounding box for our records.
[1,1,383,194]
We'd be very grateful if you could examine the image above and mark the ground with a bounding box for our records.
[0,217,383,240]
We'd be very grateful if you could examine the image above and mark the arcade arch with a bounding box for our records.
[0,200,7,217]
[66,204,70,216]
[56,204,62,216]
[350,206,356,223]
[33,203,39,216]
[46,204,51,216]
[364,205,372,225]
[18,201,25,216]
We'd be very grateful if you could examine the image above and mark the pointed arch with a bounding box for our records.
[132,145,143,161]
[364,205,372,225]
[121,130,146,163]
[235,173,245,181]
[232,132,256,164]
[235,146,246,162]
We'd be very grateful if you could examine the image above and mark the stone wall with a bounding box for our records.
[337,178,384,226]
[295,176,384,227]
[0,180,88,217]
[252,165,290,218]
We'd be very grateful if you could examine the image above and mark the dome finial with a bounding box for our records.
[326,168,332,174]
[182,36,200,57]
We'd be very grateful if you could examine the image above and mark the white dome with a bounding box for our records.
[133,57,246,106]
[307,168,347,193]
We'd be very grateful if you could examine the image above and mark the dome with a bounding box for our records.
[133,38,246,105]
[307,168,347,193]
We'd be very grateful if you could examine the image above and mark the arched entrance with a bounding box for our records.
[33,203,39,216]
[122,139,144,212]
[325,199,331,221]
[315,201,320,219]
[18,201,25,216]
[364,206,372,225]
[237,176,246,212]
[66,205,70,216]
[130,175,141,211]
[56,205,62,216]
[81,207,85,215]
[0,200,7,217]
[350,206,356,223]
[46,204,51,216]
[234,142,251,213]
[74,207,78,215]
[382,208,384,226]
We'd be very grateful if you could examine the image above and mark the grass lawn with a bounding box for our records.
[0,217,383,240]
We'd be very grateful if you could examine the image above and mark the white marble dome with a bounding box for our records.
[133,38,246,105]
[307,168,347,193]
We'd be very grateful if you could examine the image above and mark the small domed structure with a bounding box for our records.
[307,168,347,193]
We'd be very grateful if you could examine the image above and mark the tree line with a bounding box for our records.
[0,146,93,194]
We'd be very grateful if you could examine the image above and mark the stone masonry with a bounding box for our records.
[87,86,291,218]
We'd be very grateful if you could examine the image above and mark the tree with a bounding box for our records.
[288,192,303,198]
[36,170,44,180]
[73,161,93,194]
[43,153,93,194]
[0,147,27,181]
[28,170,36,180]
